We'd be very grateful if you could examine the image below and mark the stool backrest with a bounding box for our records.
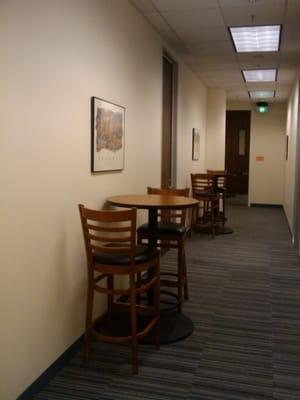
[191,173,214,197]
[147,187,189,227]
[78,204,137,274]
[206,169,227,189]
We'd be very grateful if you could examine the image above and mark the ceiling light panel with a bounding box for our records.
[229,25,281,52]
[242,69,277,82]
[249,90,275,99]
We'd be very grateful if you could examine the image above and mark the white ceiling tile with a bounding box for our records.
[177,27,230,42]
[276,85,293,98]
[193,54,238,64]
[188,40,234,55]
[143,12,173,32]
[219,0,285,8]
[196,72,218,86]
[191,62,240,72]
[129,0,157,13]
[160,9,225,30]
[222,4,285,26]
[280,38,300,52]
[237,52,281,65]
[277,68,299,84]
[152,0,218,11]
[280,53,300,67]
[206,70,244,81]
[283,23,300,35]
[286,0,300,23]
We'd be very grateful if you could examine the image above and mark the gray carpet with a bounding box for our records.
[33,206,300,399]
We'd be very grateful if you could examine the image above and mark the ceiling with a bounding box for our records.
[130,0,300,103]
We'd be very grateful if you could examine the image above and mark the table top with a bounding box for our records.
[107,194,198,210]
[207,171,228,178]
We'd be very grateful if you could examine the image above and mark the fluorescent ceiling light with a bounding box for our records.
[249,90,275,99]
[242,69,277,82]
[229,25,281,52]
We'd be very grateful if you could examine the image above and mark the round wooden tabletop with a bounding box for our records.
[107,194,198,210]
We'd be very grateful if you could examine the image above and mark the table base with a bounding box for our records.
[143,311,194,344]
[215,226,234,235]
[193,222,233,235]
[94,311,194,345]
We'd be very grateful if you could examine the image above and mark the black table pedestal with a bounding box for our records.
[94,310,194,345]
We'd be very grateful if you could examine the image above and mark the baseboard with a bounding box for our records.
[17,334,84,400]
[250,203,283,208]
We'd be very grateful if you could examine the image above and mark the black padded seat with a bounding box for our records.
[93,244,159,266]
[215,187,226,193]
[137,222,186,236]
[194,190,212,197]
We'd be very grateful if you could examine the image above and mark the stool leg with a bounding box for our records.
[182,245,189,300]
[84,281,94,362]
[211,198,215,239]
[130,274,138,374]
[107,275,114,335]
[155,257,160,350]
[177,239,183,312]
[222,193,226,226]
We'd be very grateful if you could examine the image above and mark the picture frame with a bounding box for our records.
[192,128,200,161]
[91,96,125,172]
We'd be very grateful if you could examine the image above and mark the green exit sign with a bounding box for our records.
[256,102,268,113]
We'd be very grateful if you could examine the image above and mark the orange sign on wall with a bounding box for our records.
[256,156,264,161]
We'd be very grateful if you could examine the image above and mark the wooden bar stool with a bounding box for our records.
[137,187,190,311]
[190,173,220,239]
[78,204,160,374]
[207,169,227,227]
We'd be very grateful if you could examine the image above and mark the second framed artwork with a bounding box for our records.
[192,128,200,160]
[91,96,125,172]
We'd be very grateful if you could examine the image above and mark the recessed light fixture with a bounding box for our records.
[229,25,281,52]
[242,69,277,82]
[249,90,275,99]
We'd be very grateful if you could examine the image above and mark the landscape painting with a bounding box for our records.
[192,128,200,161]
[91,97,125,172]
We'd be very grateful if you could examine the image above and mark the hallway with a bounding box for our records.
[33,205,300,399]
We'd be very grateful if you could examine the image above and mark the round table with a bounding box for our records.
[107,194,198,243]
[106,194,198,344]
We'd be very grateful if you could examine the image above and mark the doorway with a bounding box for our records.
[161,53,177,188]
[225,110,251,203]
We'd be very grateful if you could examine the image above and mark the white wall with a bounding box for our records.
[0,1,207,398]
[284,79,300,241]
[205,88,226,170]
[227,102,287,205]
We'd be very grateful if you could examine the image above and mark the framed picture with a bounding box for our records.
[91,96,125,172]
[192,128,200,160]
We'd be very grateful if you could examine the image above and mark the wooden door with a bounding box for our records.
[225,111,251,195]
[161,55,173,188]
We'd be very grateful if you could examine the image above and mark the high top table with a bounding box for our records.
[107,194,198,344]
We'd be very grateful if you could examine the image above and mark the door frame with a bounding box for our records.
[162,51,178,188]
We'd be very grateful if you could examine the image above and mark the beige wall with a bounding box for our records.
[227,102,287,205]
[284,79,300,240]
[0,1,207,398]
[177,63,207,187]
[205,89,226,170]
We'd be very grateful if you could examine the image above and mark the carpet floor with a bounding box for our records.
[33,205,300,400]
